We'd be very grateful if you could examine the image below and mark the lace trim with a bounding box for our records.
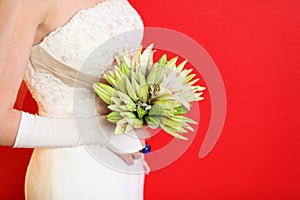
[33,0,111,48]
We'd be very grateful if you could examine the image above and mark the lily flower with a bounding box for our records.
[93,44,205,139]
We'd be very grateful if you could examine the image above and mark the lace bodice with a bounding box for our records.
[24,0,143,117]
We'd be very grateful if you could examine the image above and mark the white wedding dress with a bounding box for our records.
[23,0,147,199]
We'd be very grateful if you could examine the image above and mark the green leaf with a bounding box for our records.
[137,107,148,119]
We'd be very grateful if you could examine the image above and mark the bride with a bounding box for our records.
[0,0,150,199]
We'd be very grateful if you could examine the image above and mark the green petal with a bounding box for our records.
[93,83,114,104]
[107,112,122,123]
[126,103,136,112]
[148,104,175,117]
[140,44,154,75]
[152,98,180,109]
[114,124,125,135]
[111,96,122,105]
[108,105,123,112]
[176,60,188,72]
[118,91,134,104]
[137,84,149,103]
[120,61,131,78]
[187,78,199,86]
[158,54,167,65]
[133,118,144,128]
[119,112,136,118]
[174,106,189,115]
[172,115,197,124]
[159,117,184,130]
[185,73,196,83]
[160,123,188,140]
[147,64,165,85]
[125,76,139,102]
[145,116,160,129]
[103,74,117,88]
[165,56,178,68]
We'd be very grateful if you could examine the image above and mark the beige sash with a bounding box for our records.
[30,45,100,88]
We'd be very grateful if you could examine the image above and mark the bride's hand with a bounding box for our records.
[110,127,151,165]
[117,138,147,165]
[117,151,142,165]
[95,115,152,165]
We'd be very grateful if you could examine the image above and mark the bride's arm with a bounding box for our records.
[0,0,47,146]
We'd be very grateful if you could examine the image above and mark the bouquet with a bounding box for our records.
[93,44,205,140]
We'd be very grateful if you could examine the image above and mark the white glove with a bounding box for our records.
[13,111,143,154]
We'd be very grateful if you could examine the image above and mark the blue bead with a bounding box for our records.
[140,144,151,154]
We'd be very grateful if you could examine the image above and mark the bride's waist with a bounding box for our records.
[37,97,109,117]
[30,146,147,174]
[31,146,115,168]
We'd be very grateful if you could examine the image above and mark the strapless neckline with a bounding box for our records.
[34,0,110,47]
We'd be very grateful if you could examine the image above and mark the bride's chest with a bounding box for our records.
[33,0,143,75]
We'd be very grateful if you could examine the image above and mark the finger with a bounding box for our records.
[132,152,142,159]
[139,139,146,147]
[119,154,134,165]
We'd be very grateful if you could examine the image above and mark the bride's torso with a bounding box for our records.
[24,1,146,199]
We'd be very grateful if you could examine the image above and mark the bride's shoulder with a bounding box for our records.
[0,0,50,24]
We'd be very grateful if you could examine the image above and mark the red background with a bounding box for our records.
[1,0,300,199]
